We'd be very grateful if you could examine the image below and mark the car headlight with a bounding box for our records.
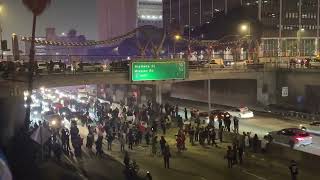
[51,120,56,126]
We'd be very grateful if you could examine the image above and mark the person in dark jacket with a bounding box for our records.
[225,146,233,168]
[233,116,239,134]
[159,136,167,154]
[86,130,94,149]
[163,144,171,168]
[95,135,103,156]
[107,133,113,150]
[145,130,151,145]
[289,160,298,180]
[252,134,259,153]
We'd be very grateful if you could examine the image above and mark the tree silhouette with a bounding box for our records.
[22,0,51,129]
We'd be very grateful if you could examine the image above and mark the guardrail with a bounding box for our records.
[255,108,320,122]
[1,62,320,80]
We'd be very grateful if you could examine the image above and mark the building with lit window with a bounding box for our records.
[138,0,163,28]
[243,0,320,57]
[162,0,240,35]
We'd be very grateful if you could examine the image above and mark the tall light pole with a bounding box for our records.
[317,0,320,55]
[298,0,302,57]
[173,34,181,56]
[278,0,283,66]
[240,23,251,60]
[0,4,3,59]
[297,28,305,57]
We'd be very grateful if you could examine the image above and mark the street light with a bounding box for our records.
[0,4,3,59]
[174,35,181,41]
[240,23,251,36]
[240,23,251,61]
[173,34,181,56]
[241,24,248,32]
[297,28,305,57]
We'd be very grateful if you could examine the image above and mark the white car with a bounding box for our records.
[227,107,254,118]
[300,121,320,135]
[268,128,312,148]
[37,62,48,73]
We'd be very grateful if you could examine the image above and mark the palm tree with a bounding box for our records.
[22,0,51,129]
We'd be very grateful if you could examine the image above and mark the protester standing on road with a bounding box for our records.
[128,131,134,150]
[160,118,166,135]
[244,132,250,150]
[175,105,179,118]
[151,136,158,156]
[218,118,223,130]
[238,144,244,165]
[95,135,103,156]
[159,136,167,154]
[163,144,171,169]
[189,127,195,145]
[289,160,298,180]
[209,129,218,147]
[119,132,126,152]
[195,126,199,142]
[252,134,259,153]
[233,116,239,134]
[184,107,188,120]
[145,130,151,145]
[225,146,233,168]
[107,133,113,151]
[218,127,223,143]
[86,130,94,149]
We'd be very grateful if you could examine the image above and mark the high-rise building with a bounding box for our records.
[243,0,320,57]
[138,0,163,28]
[162,0,240,35]
[97,0,138,40]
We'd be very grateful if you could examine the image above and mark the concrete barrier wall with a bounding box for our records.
[171,80,258,107]
[223,132,320,173]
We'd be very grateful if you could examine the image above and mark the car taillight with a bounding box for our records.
[296,137,304,141]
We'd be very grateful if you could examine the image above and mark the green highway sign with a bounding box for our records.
[131,61,186,81]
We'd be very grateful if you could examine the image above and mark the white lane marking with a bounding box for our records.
[241,169,267,180]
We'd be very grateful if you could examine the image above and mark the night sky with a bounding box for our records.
[1,0,97,44]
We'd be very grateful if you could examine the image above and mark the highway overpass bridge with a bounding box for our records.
[1,66,320,110]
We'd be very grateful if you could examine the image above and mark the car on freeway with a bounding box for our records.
[267,128,312,148]
[204,59,225,68]
[43,114,64,129]
[37,62,48,73]
[78,62,103,72]
[299,121,320,135]
[59,107,72,118]
[227,107,254,118]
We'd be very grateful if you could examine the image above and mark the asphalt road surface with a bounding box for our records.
[170,98,320,156]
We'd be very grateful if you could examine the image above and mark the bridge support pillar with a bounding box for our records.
[155,84,162,105]
[0,83,26,146]
[256,72,277,106]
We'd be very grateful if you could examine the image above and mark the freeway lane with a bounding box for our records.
[170,98,320,156]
